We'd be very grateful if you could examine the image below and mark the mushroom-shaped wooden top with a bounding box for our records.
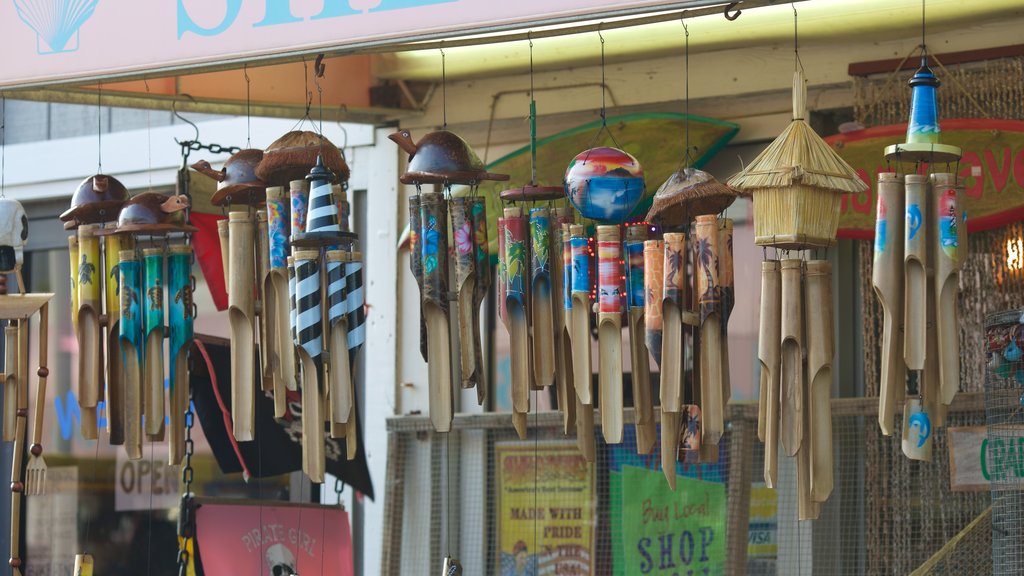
[60,174,130,230]
[390,129,509,185]
[256,131,349,186]
[647,167,737,226]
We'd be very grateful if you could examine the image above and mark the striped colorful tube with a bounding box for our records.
[293,250,323,362]
[570,229,590,296]
[118,251,142,368]
[168,245,193,378]
[289,180,309,239]
[470,198,490,301]
[503,211,527,307]
[624,233,646,311]
[597,228,623,314]
[326,250,347,327]
[305,174,340,234]
[562,224,573,312]
[345,253,366,351]
[496,217,508,327]
[529,207,551,287]
[266,186,289,270]
[409,195,427,362]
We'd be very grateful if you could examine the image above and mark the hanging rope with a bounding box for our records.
[244,64,252,148]
[1,94,5,198]
[529,32,538,186]
[97,83,103,173]
[441,45,448,129]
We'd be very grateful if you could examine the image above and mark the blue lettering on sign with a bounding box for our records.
[55,380,184,441]
[178,0,457,38]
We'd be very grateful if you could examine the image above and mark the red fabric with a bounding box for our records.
[191,212,228,311]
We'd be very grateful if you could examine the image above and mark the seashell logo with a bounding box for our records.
[13,0,99,55]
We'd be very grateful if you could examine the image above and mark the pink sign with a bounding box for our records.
[195,502,353,576]
[2,0,680,88]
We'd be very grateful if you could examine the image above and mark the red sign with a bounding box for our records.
[195,502,353,576]
[827,119,1024,239]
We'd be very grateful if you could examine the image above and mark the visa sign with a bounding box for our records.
[177,0,456,38]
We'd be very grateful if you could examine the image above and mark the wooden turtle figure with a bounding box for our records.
[115,193,196,234]
[60,174,129,230]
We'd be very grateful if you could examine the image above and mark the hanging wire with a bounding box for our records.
[1,94,5,198]
[599,25,607,126]
[244,64,252,148]
[793,4,804,74]
[528,32,538,186]
[145,79,153,191]
[440,45,448,129]
[97,83,103,173]
[921,0,927,54]
[681,16,693,167]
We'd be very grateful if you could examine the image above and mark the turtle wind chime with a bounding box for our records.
[61,171,198,465]
[0,196,54,575]
[875,50,964,462]
[729,8,867,519]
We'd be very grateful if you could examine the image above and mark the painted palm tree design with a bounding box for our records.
[79,254,95,285]
[665,248,682,294]
[697,236,718,304]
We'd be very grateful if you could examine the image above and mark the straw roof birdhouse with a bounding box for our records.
[728,70,867,249]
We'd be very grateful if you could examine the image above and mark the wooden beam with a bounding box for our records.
[848,43,1024,77]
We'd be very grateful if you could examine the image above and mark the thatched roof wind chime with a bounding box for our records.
[730,5,867,520]
[644,16,739,490]
[874,0,964,463]
[391,47,508,576]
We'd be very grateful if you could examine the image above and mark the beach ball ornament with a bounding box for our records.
[564,146,645,224]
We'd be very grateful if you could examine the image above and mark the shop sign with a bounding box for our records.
[495,441,595,575]
[195,502,353,576]
[620,466,725,575]
[114,447,181,511]
[2,0,689,88]
[747,483,777,559]
[947,426,1024,492]
[826,119,1024,239]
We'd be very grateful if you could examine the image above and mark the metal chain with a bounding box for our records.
[176,267,197,575]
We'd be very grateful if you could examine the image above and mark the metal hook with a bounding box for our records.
[724,2,741,21]
[314,53,326,80]
[597,22,605,44]
[172,94,200,144]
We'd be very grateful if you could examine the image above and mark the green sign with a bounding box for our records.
[620,466,725,575]
[948,426,1024,491]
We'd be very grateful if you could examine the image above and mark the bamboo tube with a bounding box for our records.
[451,198,479,390]
[73,554,94,576]
[923,269,944,429]
[76,224,102,439]
[68,236,79,336]
[497,217,508,330]
[119,249,143,460]
[104,227,127,445]
[530,208,555,389]
[256,211,274,393]
[780,258,804,457]
[142,247,166,440]
[422,194,453,434]
[596,225,624,444]
[661,411,680,490]
[643,240,664,369]
[903,174,928,370]
[695,215,723,446]
[569,225,592,406]
[217,218,230,286]
[550,212,568,427]
[901,396,933,462]
[504,208,530,435]
[805,260,833,503]
[660,233,686,413]
[2,326,17,442]
[576,398,595,463]
[266,186,294,412]
[718,219,734,405]
[228,212,256,442]
[873,173,907,435]
[326,250,353,428]
[559,222,577,433]
[167,245,193,465]
[294,249,325,482]
[625,227,655,454]
[930,173,963,406]
[470,198,491,406]
[759,260,781,487]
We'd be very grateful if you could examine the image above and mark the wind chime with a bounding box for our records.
[495,36,578,441]
[875,7,964,462]
[729,6,867,520]
[0,106,54,573]
[644,18,738,489]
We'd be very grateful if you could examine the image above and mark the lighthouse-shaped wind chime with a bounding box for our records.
[644,18,739,489]
[875,28,964,462]
[730,6,867,520]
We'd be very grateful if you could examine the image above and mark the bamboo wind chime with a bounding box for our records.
[877,54,965,462]
[729,52,867,516]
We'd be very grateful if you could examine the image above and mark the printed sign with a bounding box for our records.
[620,466,725,575]
[195,502,353,576]
[747,483,777,558]
[827,119,1024,238]
[2,0,692,88]
[114,447,181,511]
[948,425,1024,492]
[495,441,595,576]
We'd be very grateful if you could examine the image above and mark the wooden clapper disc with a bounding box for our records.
[625,226,655,454]
[142,248,166,440]
[759,260,781,488]
[903,174,928,371]
[422,193,453,434]
[228,211,256,442]
[569,224,595,460]
[77,224,103,440]
[104,225,131,445]
[872,173,907,436]
[931,173,964,407]
[779,259,804,458]
[294,249,326,482]
[118,249,144,460]
[596,225,624,444]
[694,215,724,448]
[553,211,576,433]
[167,245,193,465]
[660,233,686,489]
[805,260,834,504]
[529,208,555,390]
